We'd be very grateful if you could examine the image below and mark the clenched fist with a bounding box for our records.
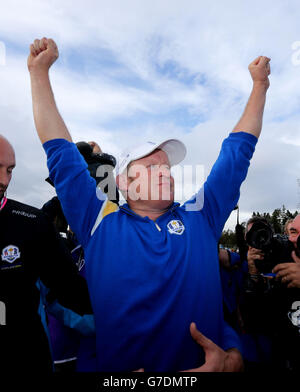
[27,37,59,72]
[248,56,271,89]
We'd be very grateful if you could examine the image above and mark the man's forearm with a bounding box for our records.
[232,81,268,138]
[29,68,72,144]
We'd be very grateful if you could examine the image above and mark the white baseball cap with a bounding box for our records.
[116,138,187,175]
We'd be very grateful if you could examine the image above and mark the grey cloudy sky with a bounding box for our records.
[1,0,300,230]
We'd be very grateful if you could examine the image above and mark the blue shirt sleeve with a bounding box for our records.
[185,132,257,239]
[221,320,242,353]
[43,139,105,247]
[204,132,257,238]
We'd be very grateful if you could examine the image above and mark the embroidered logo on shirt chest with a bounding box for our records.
[167,220,185,235]
[1,245,21,263]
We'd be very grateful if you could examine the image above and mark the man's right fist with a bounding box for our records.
[27,37,59,72]
[248,56,271,89]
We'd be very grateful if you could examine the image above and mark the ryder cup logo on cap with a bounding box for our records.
[116,139,187,175]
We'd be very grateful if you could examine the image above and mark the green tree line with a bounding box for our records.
[220,205,298,249]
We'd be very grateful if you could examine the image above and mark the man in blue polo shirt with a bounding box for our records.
[28,37,270,371]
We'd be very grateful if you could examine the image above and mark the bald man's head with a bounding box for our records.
[0,135,16,199]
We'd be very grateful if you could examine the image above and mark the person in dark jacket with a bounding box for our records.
[0,135,92,372]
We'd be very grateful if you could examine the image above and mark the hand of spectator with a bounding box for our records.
[28,37,59,72]
[218,248,231,270]
[273,251,300,288]
[248,56,271,89]
[247,246,264,274]
[88,141,102,154]
[182,323,243,372]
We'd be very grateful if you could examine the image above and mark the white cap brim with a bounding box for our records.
[116,138,186,175]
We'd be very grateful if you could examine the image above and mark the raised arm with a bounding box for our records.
[27,37,108,248]
[232,56,271,138]
[27,37,72,143]
[185,56,271,238]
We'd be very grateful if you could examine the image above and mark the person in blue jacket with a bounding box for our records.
[27,37,270,372]
[42,140,117,372]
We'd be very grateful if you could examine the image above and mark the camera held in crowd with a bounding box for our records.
[245,220,300,274]
[75,141,117,186]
